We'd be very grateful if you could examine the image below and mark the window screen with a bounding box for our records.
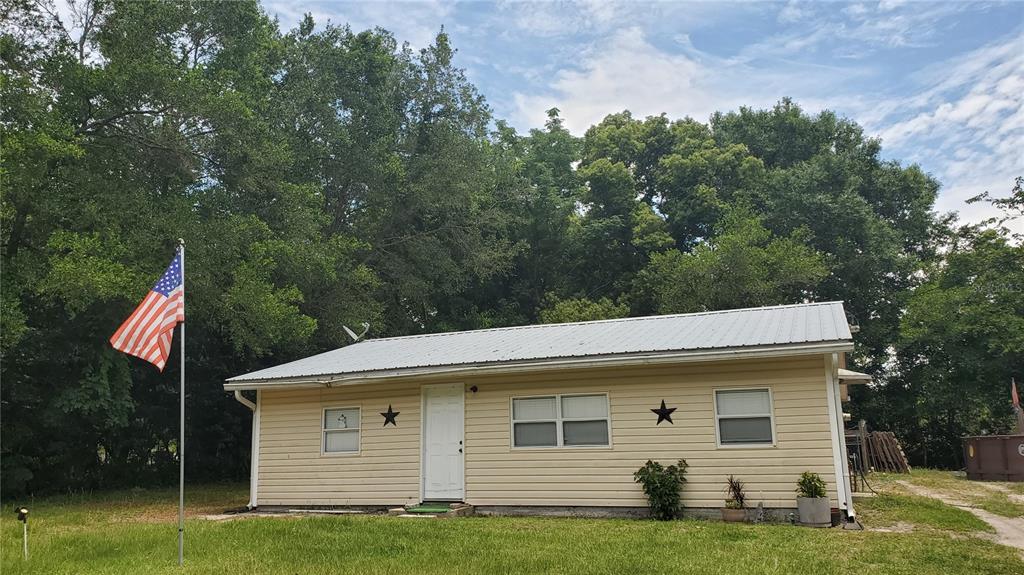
[715,389,774,445]
[513,421,558,447]
[323,407,360,453]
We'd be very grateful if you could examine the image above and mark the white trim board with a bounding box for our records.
[824,353,854,518]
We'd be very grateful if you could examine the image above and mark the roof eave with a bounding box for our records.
[223,340,853,391]
[838,368,873,384]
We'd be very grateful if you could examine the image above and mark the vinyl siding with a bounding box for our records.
[254,355,839,509]
[256,381,422,506]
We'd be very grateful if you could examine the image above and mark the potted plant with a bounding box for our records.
[795,471,830,527]
[721,475,747,522]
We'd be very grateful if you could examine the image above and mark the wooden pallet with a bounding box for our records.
[864,431,911,473]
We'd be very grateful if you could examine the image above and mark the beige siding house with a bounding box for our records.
[226,302,867,520]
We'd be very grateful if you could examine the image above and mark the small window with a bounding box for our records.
[323,407,360,453]
[512,396,557,447]
[561,395,609,446]
[715,389,774,446]
[511,394,610,448]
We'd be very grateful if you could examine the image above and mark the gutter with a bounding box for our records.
[232,390,260,509]
[825,353,855,520]
[233,390,256,410]
[224,341,853,391]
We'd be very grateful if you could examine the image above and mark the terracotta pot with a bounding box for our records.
[796,496,830,527]
[720,507,746,522]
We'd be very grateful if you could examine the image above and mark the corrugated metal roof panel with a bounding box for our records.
[227,301,853,383]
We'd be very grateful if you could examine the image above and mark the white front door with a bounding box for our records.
[422,383,465,501]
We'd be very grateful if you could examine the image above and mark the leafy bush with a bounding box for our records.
[634,459,689,520]
[724,475,747,509]
[796,471,827,498]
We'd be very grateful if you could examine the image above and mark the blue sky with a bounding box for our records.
[261,0,1023,230]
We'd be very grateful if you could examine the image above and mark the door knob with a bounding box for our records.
[458,448,463,453]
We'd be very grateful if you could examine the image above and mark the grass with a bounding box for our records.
[855,493,993,533]
[1,483,1022,575]
[872,469,1024,518]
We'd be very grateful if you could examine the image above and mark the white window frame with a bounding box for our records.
[509,393,612,449]
[713,387,776,449]
[321,405,361,456]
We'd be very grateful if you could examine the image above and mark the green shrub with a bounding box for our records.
[634,459,689,520]
[796,471,826,498]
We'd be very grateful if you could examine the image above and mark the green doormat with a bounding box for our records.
[405,504,452,514]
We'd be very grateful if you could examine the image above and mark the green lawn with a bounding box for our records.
[855,492,994,533]
[2,483,1021,575]
[873,469,1024,518]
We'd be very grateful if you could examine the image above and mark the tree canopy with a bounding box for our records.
[1,0,1019,493]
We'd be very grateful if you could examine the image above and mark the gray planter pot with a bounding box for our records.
[796,496,831,527]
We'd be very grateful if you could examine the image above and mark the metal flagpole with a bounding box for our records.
[178,239,185,566]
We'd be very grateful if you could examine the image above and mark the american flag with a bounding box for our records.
[110,250,184,371]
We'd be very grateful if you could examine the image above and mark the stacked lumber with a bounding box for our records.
[864,431,911,473]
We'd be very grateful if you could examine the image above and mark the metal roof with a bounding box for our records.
[838,368,872,383]
[227,301,852,385]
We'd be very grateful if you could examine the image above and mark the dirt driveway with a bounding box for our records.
[897,480,1024,552]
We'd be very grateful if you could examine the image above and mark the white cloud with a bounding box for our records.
[843,3,869,17]
[510,27,705,131]
[743,1,981,63]
[845,1,982,48]
[940,175,1022,233]
[509,26,856,133]
[778,1,811,24]
[878,0,907,12]
[868,33,1023,232]
[499,0,761,39]
[500,0,628,38]
[264,0,452,48]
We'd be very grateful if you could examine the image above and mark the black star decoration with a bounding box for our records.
[651,400,676,425]
[380,404,400,427]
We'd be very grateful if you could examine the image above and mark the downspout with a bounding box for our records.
[234,390,256,411]
[824,354,855,519]
[233,390,260,509]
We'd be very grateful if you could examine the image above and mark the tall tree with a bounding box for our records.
[487,109,582,322]
[874,226,1023,467]
[711,99,942,369]
[633,208,827,314]
[2,1,371,494]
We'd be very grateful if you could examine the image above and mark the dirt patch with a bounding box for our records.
[897,481,1024,553]
[108,506,243,524]
[201,512,302,522]
[200,510,359,522]
[975,482,1024,505]
[867,521,915,533]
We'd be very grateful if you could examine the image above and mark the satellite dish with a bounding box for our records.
[343,322,370,342]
